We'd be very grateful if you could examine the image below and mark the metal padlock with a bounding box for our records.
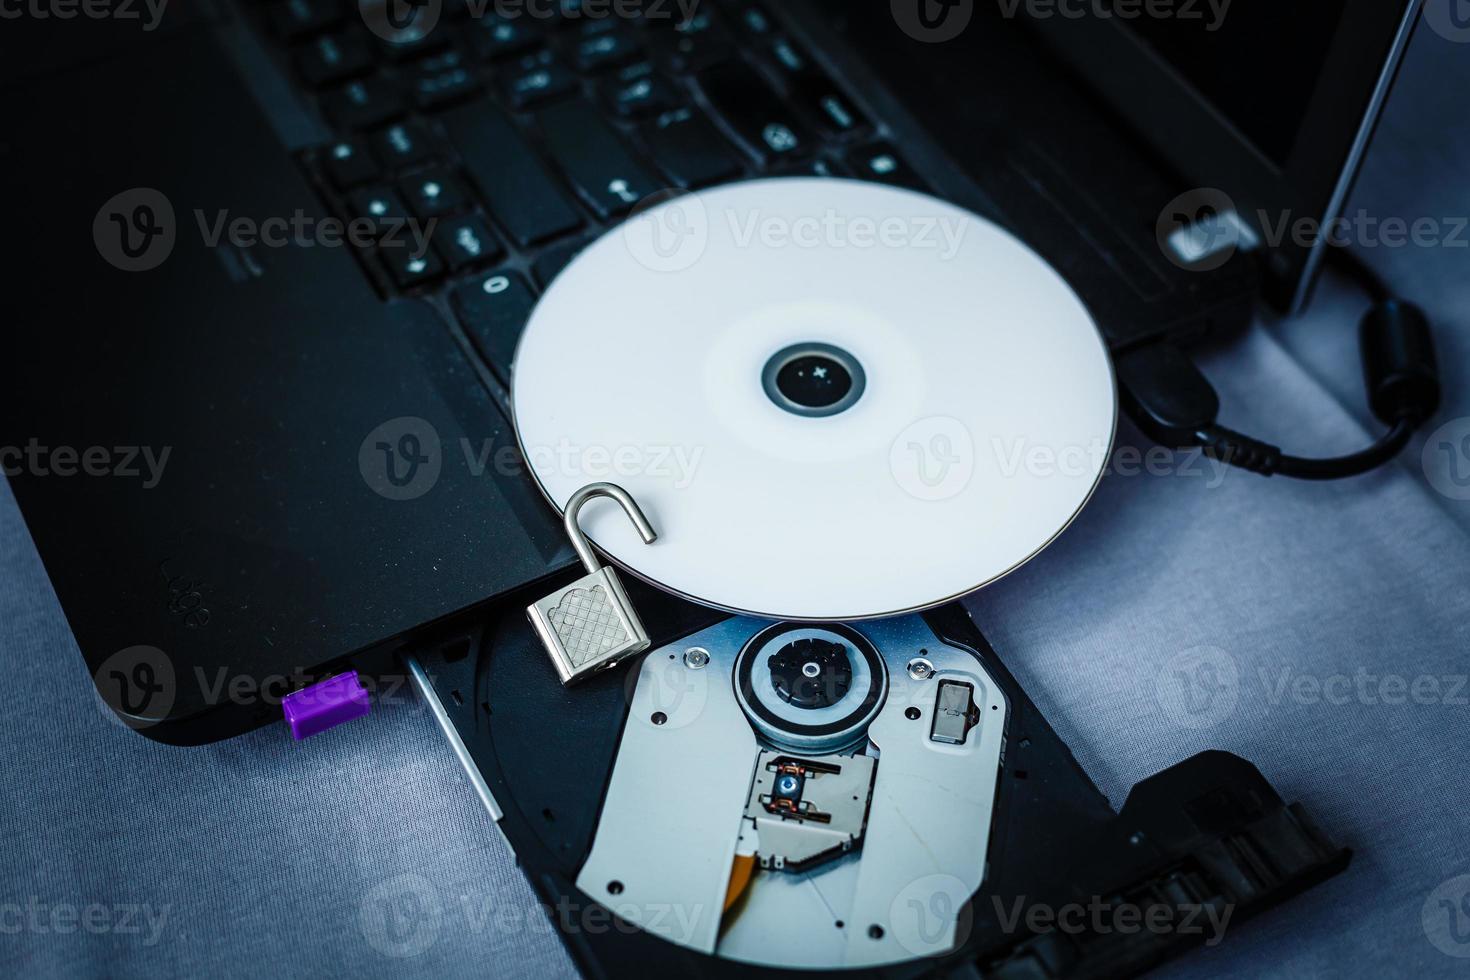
[528,483,658,686]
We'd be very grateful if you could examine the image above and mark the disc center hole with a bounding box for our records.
[762,343,866,418]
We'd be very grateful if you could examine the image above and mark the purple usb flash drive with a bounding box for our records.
[282,671,370,740]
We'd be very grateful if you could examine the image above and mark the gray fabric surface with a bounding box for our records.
[2,20,1467,980]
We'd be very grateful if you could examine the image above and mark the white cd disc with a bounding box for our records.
[512,178,1116,620]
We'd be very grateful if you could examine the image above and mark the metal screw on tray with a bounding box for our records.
[527,483,657,686]
[907,658,935,681]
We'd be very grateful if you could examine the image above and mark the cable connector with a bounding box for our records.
[1194,427,1281,476]
[1360,299,1440,427]
[1116,297,1440,481]
[1115,342,1219,449]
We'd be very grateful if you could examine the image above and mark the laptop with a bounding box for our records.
[0,0,1424,743]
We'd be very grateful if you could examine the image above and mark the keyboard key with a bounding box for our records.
[571,25,641,72]
[601,64,680,118]
[452,271,536,380]
[499,49,578,109]
[322,138,380,188]
[382,247,444,289]
[643,109,741,187]
[349,186,412,235]
[727,2,774,36]
[401,168,469,216]
[368,14,449,61]
[696,61,809,165]
[649,10,732,73]
[294,31,373,88]
[532,239,587,289]
[408,48,481,108]
[321,76,405,130]
[267,0,341,39]
[432,213,503,270]
[767,35,809,74]
[846,142,927,191]
[766,37,867,137]
[371,121,435,169]
[440,101,583,246]
[466,15,541,60]
[537,99,662,219]
[803,89,865,137]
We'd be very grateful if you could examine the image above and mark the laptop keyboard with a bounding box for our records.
[253,0,930,384]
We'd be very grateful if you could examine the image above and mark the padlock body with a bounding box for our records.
[527,566,651,685]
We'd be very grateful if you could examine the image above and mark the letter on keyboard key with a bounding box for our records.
[401,168,469,217]
[433,214,503,270]
[601,66,681,118]
[572,26,642,72]
[696,61,809,166]
[440,102,583,247]
[371,121,435,170]
[467,15,541,61]
[322,138,380,188]
[321,76,405,131]
[766,37,868,137]
[537,99,662,219]
[847,142,927,192]
[452,271,536,381]
[382,247,444,290]
[349,186,412,226]
[410,49,481,109]
[294,32,373,88]
[499,50,579,109]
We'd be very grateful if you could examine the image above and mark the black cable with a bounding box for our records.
[1116,259,1442,481]
[1193,417,1417,481]
[1279,417,1417,479]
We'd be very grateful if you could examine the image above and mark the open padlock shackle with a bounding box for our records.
[562,482,658,574]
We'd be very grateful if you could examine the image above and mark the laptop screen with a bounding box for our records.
[1029,0,1423,311]
[1124,2,1351,169]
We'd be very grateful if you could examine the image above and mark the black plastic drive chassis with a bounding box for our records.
[409,572,1350,979]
